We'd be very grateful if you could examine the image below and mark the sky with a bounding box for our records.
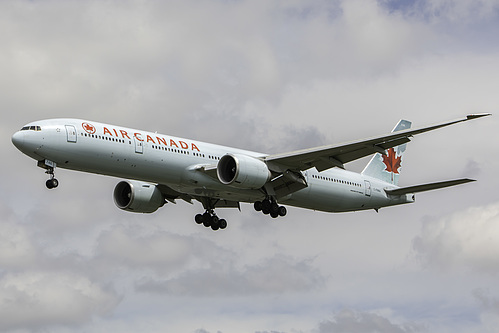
[1,0,499,332]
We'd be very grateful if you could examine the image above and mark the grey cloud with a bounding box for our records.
[90,224,241,285]
[473,288,499,314]
[0,271,120,331]
[460,159,482,178]
[381,0,499,21]
[317,309,426,333]
[135,254,325,297]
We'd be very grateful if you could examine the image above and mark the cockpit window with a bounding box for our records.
[21,126,41,131]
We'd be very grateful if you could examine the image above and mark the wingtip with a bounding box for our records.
[467,113,492,120]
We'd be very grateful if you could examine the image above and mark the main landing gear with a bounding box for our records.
[254,198,287,218]
[195,210,227,231]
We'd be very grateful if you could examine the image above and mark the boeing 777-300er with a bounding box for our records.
[12,114,490,230]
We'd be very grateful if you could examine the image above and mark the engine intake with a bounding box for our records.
[217,154,271,189]
[113,180,165,213]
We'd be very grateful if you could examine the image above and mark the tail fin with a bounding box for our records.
[361,119,412,185]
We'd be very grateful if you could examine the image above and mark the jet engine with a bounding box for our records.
[217,154,271,189]
[113,180,165,213]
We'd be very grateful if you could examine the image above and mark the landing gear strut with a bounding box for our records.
[254,198,287,218]
[195,210,227,231]
[38,160,59,189]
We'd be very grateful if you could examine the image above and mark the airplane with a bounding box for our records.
[12,114,490,231]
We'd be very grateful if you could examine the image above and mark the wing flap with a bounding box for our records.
[385,178,475,196]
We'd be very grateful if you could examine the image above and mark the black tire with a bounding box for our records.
[46,178,58,189]
[195,214,203,224]
[219,219,227,229]
[202,212,211,227]
[270,211,279,218]
[278,206,287,217]
[211,220,220,231]
[261,199,271,212]
[270,202,279,215]
[254,201,262,211]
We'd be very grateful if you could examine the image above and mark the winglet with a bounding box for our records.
[467,113,492,120]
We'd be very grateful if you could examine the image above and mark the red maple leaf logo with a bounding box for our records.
[382,148,402,174]
[82,122,96,134]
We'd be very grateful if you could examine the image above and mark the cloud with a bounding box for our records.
[95,224,195,269]
[317,309,425,333]
[382,0,499,21]
[474,288,499,314]
[0,271,120,331]
[135,254,325,297]
[412,202,499,274]
[0,204,38,269]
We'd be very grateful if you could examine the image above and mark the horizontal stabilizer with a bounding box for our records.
[385,178,475,196]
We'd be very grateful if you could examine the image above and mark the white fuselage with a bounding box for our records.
[12,118,414,213]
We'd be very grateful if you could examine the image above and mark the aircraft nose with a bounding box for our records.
[11,131,24,150]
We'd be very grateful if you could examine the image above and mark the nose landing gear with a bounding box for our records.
[38,160,59,189]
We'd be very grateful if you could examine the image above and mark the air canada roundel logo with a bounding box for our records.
[82,122,96,134]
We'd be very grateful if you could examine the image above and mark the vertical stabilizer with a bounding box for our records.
[361,120,411,185]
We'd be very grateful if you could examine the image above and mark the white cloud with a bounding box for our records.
[413,202,499,274]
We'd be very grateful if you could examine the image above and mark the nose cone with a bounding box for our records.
[11,131,25,150]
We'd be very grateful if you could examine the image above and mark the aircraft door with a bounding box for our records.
[364,180,371,197]
[65,125,77,143]
[134,137,143,154]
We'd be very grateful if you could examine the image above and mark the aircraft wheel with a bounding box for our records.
[202,212,212,227]
[278,206,287,217]
[254,201,262,211]
[270,202,279,215]
[211,220,220,231]
[195,214,204,224]
[270,211,279,218]
[219,219,227,229]
[46,178,58,189]
[261,199,271,212]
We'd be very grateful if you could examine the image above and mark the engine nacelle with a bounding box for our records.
[217,154,271,189]
[113,180,165,213]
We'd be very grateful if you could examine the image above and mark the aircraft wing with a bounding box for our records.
[157,183,240,208]
[265,114,490,173]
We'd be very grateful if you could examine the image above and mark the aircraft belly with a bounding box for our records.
[45,138,264,203]
[283,181,368,213]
